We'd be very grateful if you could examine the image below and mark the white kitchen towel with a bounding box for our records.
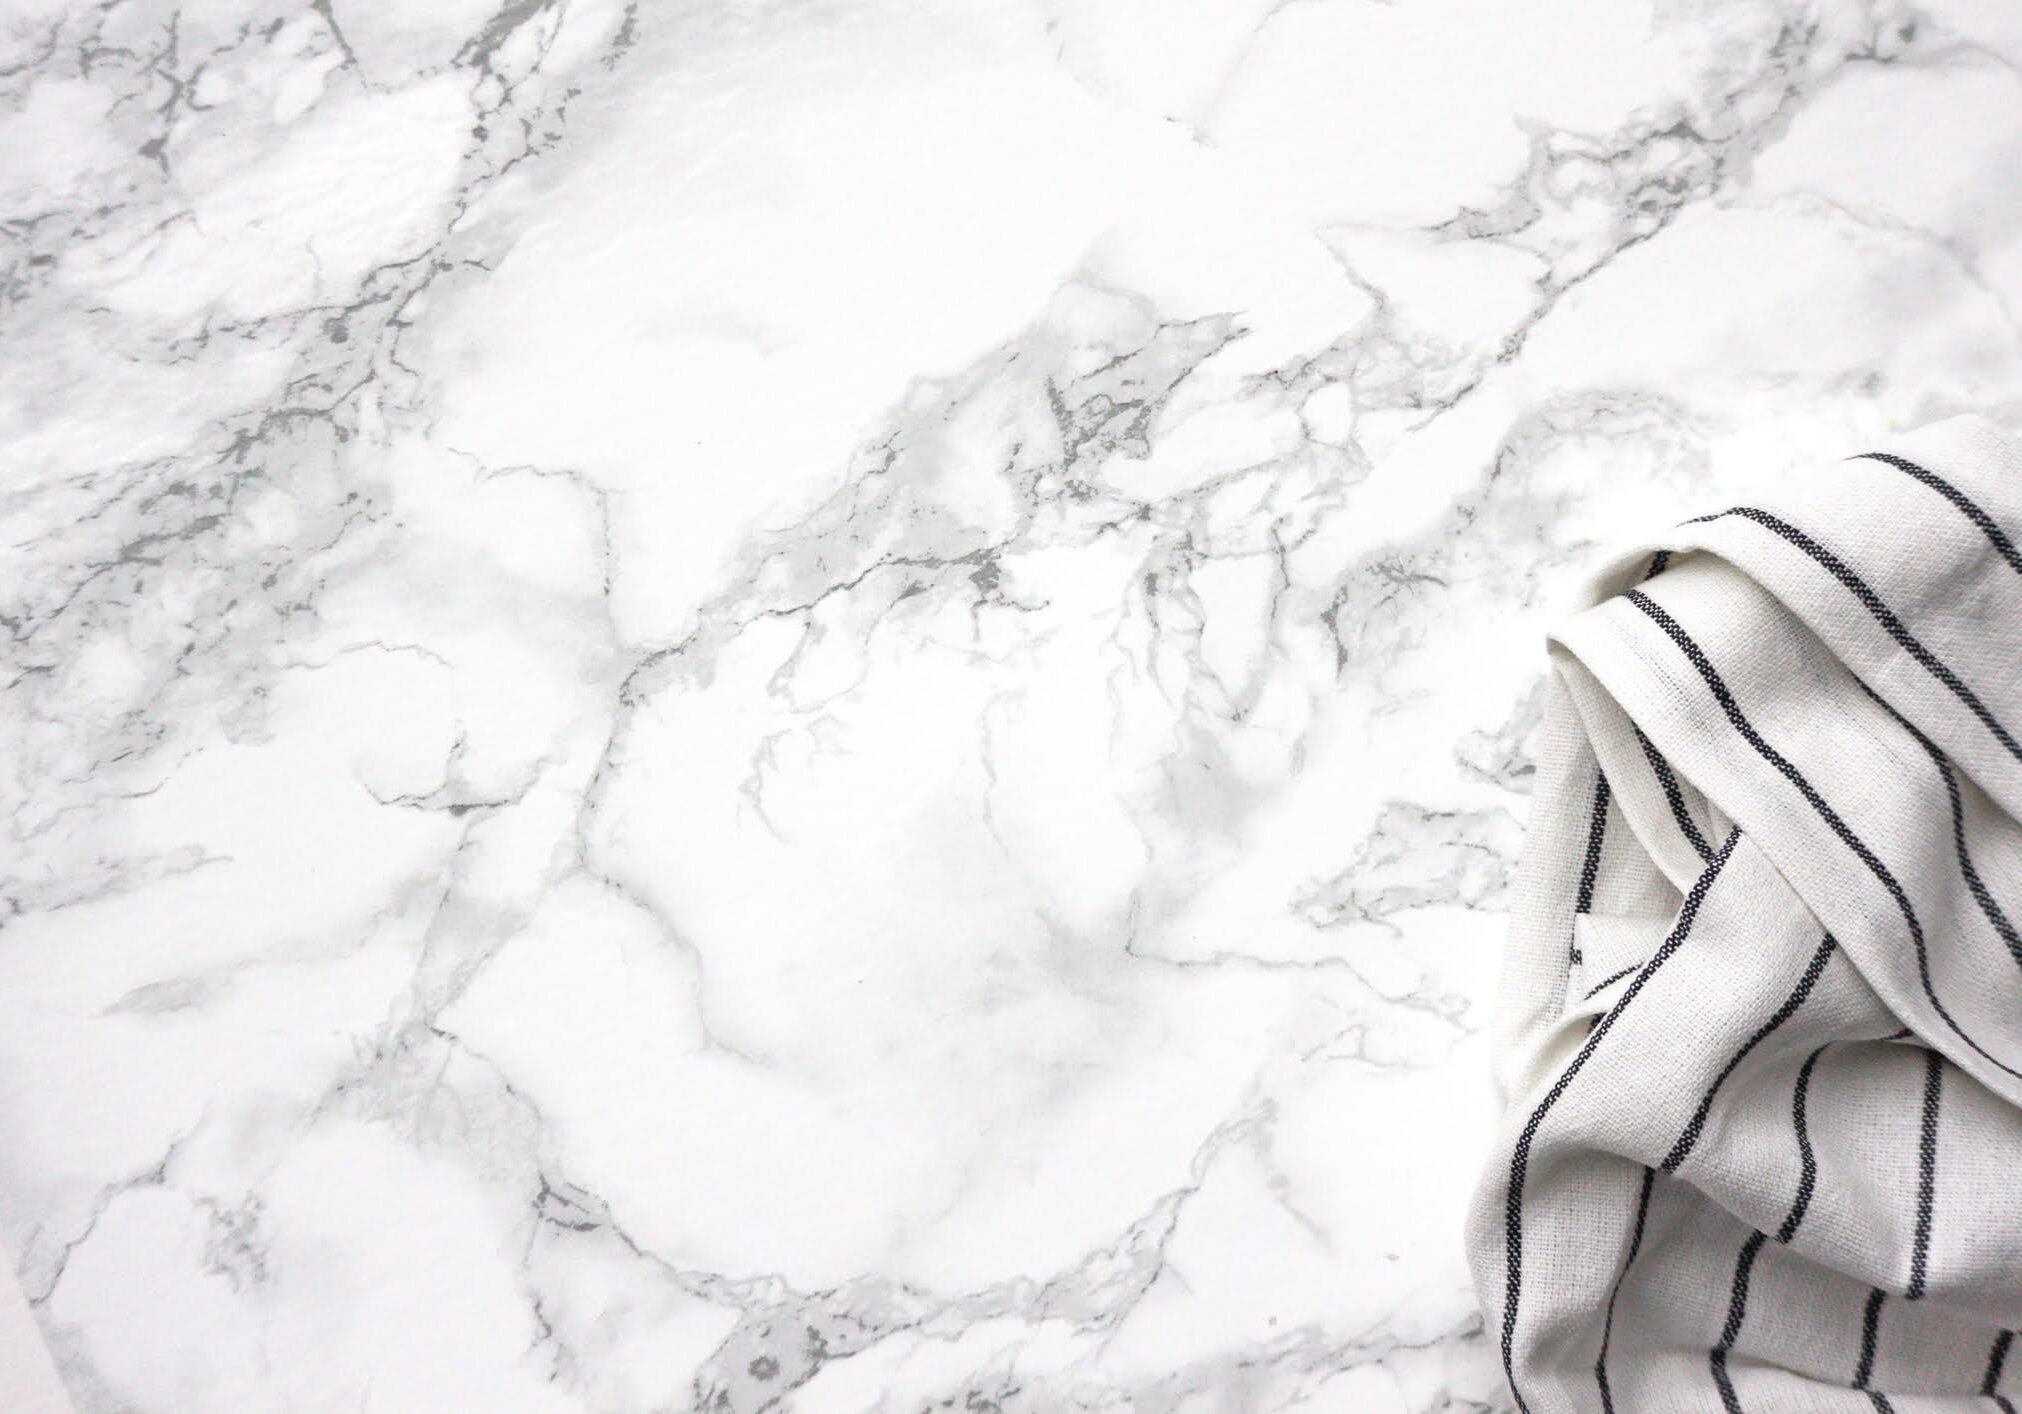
[1469,413,2022,1412]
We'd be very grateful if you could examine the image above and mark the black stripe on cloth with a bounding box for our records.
[1930,754,2022,972]
[1647,548,1674,578]
[1855,1286,1886,1387]
[1661,932,1838,1174]
[1635,722,1715,861]
[1777,1043,1830,1243]
[1985,1329,2014,1399]
[1866,1395,1895,1414]
[1693,504,2022,768]
[1626,590,2022,1082]
[1581,964,1639,1002]
[1852,676,2022,976]
[1500,831,1741,1414]
[1594,1166,1656,1414]
[1572,771,1611,965]
[1906,1047,1944,1301]
[1711,1230,1767,1414]
[1855,452,2022,579]
[1576,772,1612,920]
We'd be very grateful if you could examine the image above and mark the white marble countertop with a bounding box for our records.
[4,0,2019,1410]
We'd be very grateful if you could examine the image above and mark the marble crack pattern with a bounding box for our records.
[4,0,2020,1410]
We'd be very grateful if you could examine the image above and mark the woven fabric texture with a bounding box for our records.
[1471,414,2022,1412]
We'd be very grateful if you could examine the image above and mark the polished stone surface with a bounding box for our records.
[2,0,2018,1409]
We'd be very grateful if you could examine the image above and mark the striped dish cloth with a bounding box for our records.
[1469,414,2022,1411]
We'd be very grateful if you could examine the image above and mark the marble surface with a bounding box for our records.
[4,0,2022,1409]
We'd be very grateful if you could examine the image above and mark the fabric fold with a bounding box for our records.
[1470,414,2022,1411]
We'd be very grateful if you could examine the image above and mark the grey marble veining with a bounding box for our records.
[3,0,2020,1409]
